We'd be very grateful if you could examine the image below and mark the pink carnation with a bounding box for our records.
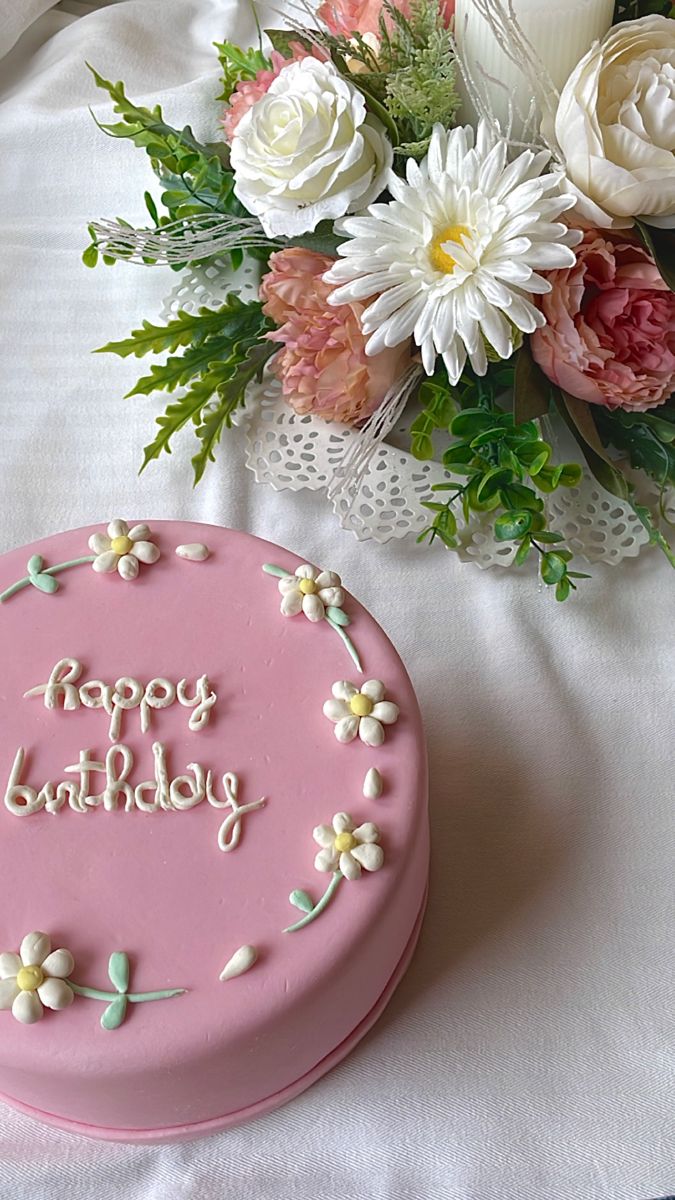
[318,0,455,37]
[531,230,675,412]
[260,248,411,425]
[222,44,323,143]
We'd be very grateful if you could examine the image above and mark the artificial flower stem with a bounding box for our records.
[325,617,362,673]
[0,556,97,603]
[70,983,186,1003]
[283,872,343,933]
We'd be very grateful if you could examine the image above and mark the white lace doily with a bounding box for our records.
[161,262,666,569]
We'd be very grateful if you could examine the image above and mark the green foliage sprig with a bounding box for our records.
[414,363,587,600]
[97,296,275,484]
[214,39,271,103]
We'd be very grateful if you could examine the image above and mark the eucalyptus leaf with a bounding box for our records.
[540,553,568,585]
[289,889,314,914]
[326,606,350,627]
[101,994,128,1031]
[494,511,532,542]
[26,555,43,576]
[108,951,130,993]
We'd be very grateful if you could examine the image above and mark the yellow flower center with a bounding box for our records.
[110,535,133,556]
[298,577,318,595]
[350,692,373,717]
[334,831,357,853]
[429,224,471,274]
[17,965,44,992]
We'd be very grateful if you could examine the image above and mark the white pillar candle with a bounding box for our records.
[454,0,615,140]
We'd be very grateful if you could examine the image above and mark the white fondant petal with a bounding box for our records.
[41,949,74,980]
[370,701,399,726]
[37,977,74,1011]
[128,524,150,542]
[295,563,319,581]
[316,570,341,589]
[361,680,385,704]
[280,590,303,616]
[332,812,354,834]
[332,680,358,701]
[131,540,160,564]
[340,851,361,880]
[0,979,19,1010]
[107,519,128,539]
[351,842,384,872]
[315,847,339,872]
[93,551,120,574]
[302,593,325,622]
[313,823,335,848]
[334,716,359,743]
[0,953,21,980]
[88,533,110,554]
[317,587,344,608]
[278,576,299,595]
[20,931,50,967]
[117,554,139,581]
[358,716,385,748]
[352,822,380,844]
[323,698,350,722]
[12,990,43,1024]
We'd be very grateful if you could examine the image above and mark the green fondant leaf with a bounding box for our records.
[289,889,314,914]
[101,994,128,1030]
[108,951,130,994]
[27,555,44,576]
[30,573,59,594]
[326,606,350,627]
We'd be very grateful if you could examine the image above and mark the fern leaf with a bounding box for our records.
[191,342,276,484]
[96,296,262,359]
[125,337,233,396]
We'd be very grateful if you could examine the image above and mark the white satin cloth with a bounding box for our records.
[0,3,673,1197]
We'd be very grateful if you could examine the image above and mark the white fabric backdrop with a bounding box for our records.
[1,2,674,1197]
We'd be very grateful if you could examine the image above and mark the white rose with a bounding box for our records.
[230,57,393,238]
[552,16,675,229]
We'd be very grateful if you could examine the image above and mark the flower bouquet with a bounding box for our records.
[86,0,675,599]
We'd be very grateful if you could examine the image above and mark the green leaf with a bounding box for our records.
[289,889,314,913]
[476,467,513,502]
[30,573,59,594]
[540,552,568,585]
[326,606,350,626]
[101,994,128,1030]
[108,952,130,994]
[631,499,675,568]
[214,39,271,104]
[555,395,631,501]
[82,244,99,268]
[514,536,532,566]
[555,577,571,602]
[513,341,551,423]
[126,337,234,397]
[97,303,248,359]
[634,220,675,293]
[494,511,532,541]
[265,29,314,58]
[530,530,564,544]
[190,341,276,485]
[450,409,493,438]
[27,555,43,576]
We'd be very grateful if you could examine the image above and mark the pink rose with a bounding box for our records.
[222,44,324,143]
[531,231,675,412]
[260,248,411,424]
[318,0,455,37]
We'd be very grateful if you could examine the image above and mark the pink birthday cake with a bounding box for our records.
[0,519,428,1141]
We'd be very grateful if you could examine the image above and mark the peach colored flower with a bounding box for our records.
[531,231,675,412]
[260,248,411,424]
[222,44,325,143]
[318,0,455,36]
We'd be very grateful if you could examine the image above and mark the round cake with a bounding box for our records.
[0,520,428,1141]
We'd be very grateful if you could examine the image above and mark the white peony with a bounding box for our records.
[230,57,393,238]
[552,16,675,229]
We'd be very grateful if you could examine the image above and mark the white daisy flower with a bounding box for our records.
[323,680,399,747]
[325,120,582,384]
[313,811,384,881]
[0,931,74,1025]
[89,519,160,582]
[278,564,345,623]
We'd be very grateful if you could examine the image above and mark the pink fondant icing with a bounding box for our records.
[0,522,428,1139]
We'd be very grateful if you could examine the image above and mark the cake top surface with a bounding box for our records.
[0,520,427,1092]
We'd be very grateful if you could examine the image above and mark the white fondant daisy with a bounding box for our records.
[0,931,74,1025]
[313,812,384,881]
[323,680,399,747]
[325,120,581,384]
[89,519,160,581]
[278,564,345,623]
